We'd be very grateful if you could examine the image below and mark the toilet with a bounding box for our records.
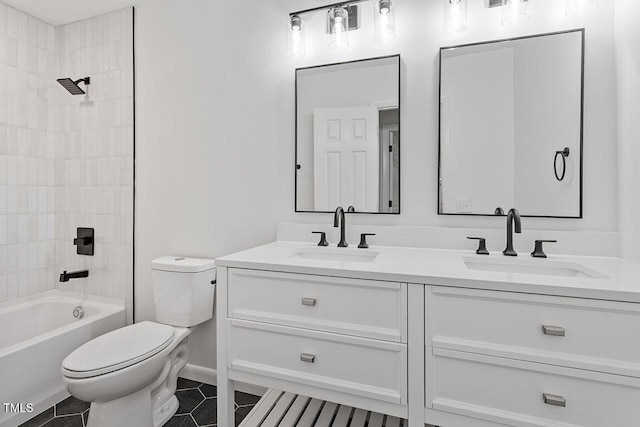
[61,256,216,427]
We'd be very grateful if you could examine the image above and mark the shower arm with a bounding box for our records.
[75,77,90,85]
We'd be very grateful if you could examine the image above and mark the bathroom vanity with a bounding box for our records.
[216,242,640,427]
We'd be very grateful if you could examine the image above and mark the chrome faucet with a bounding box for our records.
[334,206,348,247]
[503,208,522,256]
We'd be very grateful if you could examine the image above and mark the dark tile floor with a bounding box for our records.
[19,378,261,427]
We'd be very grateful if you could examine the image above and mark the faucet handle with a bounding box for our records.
[467,237,490,255]
[531,240,557,258]
[312,231,329,247]
[358,233,376,249]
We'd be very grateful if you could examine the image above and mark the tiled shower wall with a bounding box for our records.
[54,9,134,322]
[0,5,57,301]
[0,5,134,323]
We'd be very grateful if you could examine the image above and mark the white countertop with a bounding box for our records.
[216,241,640,303]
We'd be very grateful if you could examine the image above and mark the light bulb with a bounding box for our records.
[287,15,306,58]
[443,0,467,33]
[374,0,396,43]
[329,7,349,51]
[379,0,391,14]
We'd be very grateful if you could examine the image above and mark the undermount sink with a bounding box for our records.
[463,257,608,279]
[291,247,379,263]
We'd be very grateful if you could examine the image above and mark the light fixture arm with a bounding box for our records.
[289,0,367,17]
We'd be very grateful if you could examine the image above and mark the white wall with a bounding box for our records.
[616,0,640,263]
[133,0,291,372]
[133,0,620,375]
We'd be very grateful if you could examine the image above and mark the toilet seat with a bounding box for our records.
[62,322,175,379]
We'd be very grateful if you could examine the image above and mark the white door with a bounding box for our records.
[313,107,379,212]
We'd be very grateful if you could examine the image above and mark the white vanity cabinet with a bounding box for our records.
[425,286,640,427]
[216,242,640,427]
[217,266,414,427]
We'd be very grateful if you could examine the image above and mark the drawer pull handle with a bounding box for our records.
[300,353,316,364]
[542,325,565,337]
[302,298,317,307]
[543,393,566,407]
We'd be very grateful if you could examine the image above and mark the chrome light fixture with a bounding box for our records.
[328,6,350,50]
[444,0,467,33]
[287,1,392,56]
[566,0,598,16]
[374,0,396,43]
[501,0,530,27]
[287,14,306,57]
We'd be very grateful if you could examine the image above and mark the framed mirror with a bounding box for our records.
[438,29,584,218]
[296,55,401,214]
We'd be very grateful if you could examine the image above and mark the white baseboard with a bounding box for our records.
[180,363,217,386]
[180,364,267,397]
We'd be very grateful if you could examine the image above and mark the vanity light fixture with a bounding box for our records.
[501,0,530,27]
[329,6,350,50]
[287,14,306,57]
[374,0,396,43]
[444,0,467,33]
[288,0,397,56]
[566,0,598,16]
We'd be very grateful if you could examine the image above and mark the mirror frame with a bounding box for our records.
[437,29,585,219]
[295,54,402,214]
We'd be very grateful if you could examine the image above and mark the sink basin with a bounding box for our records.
[463,257,608,279]
[291,247,379,263]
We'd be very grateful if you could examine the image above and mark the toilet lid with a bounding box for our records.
[62,321,175,379]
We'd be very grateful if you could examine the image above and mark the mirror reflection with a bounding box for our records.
[438,30,584,218]
[296,55,400,214]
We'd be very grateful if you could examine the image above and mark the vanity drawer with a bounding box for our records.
[228,269,407,342]
[426,287,640,376]
[427,348,640,427]
[228,319,407,405]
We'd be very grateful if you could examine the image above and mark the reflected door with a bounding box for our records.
[313,107,380,212]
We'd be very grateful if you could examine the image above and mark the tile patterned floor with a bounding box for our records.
[18,378,261,427]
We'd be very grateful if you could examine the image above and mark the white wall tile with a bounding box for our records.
[6,7,16,39]
[0,274,7,302]
[0,214,6,244]
[1,7,133,310]
[0,4,7,36]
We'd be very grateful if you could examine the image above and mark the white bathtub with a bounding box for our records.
[0,290,125,427]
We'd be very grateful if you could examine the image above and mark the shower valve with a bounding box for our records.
[74,228,95,256]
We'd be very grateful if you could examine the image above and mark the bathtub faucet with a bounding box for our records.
[60,270,89,282]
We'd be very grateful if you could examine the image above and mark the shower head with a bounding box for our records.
[57,77,90,95]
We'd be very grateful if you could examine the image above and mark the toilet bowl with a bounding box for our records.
[61,257,215,427]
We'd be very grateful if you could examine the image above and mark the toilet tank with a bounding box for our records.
[151,256,216,327]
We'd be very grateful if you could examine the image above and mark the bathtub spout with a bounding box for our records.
[60,270,89,282]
